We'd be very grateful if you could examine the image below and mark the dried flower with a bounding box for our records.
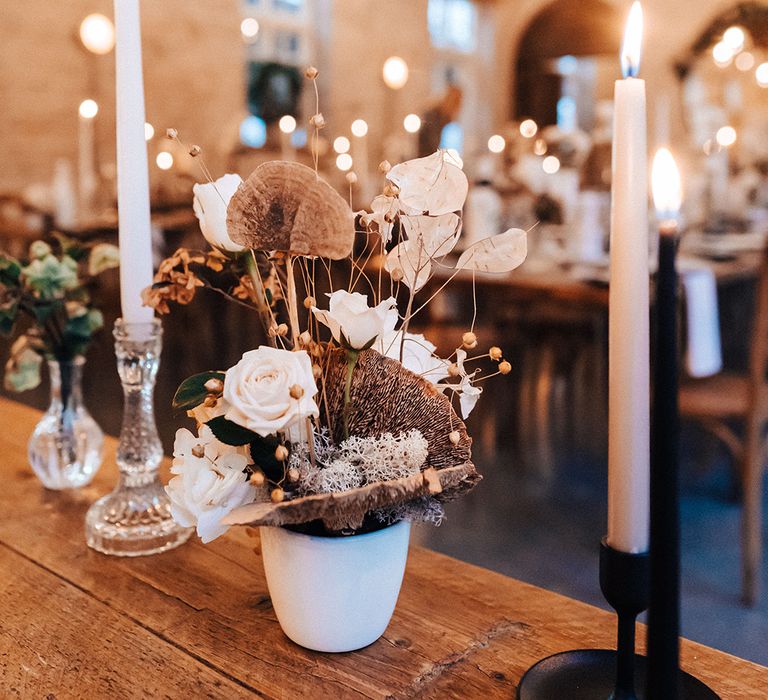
[304,66,319,80]
[250,470,265,486]
[378,160,392,174]
[166,128,178,139]
[271,487,285,503]
[309,113,325,129]
[289,383,305,400]
[386,150,468,216]
[489,346,503,361]
[188,144,201,157]
[303,296,316,309]
[448,430,461,446]
[204,377,224,394]
[462,331,478,349]
[383,183,399,197]
[275,445,289,461]
[499,360,512,375]
[345,172,358,185]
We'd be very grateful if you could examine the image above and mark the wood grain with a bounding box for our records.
[0,398,765,698]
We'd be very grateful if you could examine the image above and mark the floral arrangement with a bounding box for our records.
[0,237,119,391]
[146,69,527,543]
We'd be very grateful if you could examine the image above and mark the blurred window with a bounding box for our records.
[428,0,477,53]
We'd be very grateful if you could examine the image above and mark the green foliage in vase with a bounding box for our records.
[0,236,120,392]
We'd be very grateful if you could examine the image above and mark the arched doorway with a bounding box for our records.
[514,0,621,129]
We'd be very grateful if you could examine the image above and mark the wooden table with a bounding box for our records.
[1,398,765,699]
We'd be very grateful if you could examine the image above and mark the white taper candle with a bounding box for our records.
[114,0,154,325]
[608,1,650,553]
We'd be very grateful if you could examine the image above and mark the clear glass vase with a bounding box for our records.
[28,356,104,489]
[85,319,191,556]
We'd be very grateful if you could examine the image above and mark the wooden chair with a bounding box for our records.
[679,247,768,605]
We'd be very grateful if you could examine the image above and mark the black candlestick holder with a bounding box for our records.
[516,539,721,699]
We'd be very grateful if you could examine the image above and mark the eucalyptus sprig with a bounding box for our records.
[0,236,119,392]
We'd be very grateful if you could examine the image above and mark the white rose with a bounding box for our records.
[192,173,245,253]
[312,290,398,350]
[165,426,254,543]
[223,347,319,437]
[375,330,449,385]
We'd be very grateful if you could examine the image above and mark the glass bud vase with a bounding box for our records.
[85,319,191,556]
[28,355,104,489]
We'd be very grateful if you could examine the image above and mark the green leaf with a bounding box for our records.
[172,371,226,412]
[249,434,285,482]
[32,300,64,325]
[207,416,258,446]
[0,301,19,335]
[0,256,21,287]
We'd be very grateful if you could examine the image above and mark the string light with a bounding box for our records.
[79,14,115,55]
[533,139,547,156]
[403,114,421,133]
[241,18,260,40]
[279,115,297,134]
[487,134,506,153]
[156,151,174,170]
[542,155,561,174]
[756,62,768,87]
[78,99,98,119]
[382,57,409,90]
[144,122,155,141]
[712,42,733,67]
[520,119,538,138]
[336,153,353,171]
[715,126,737,147]
[722,26,745,52]
[333,136,351,154]
[351,119,368,137]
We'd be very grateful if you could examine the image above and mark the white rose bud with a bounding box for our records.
[192,173,246,254]
[311,290,398,350]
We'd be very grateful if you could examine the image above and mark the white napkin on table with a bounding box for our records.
[678,258,723,378]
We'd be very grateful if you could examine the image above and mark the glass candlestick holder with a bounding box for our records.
[85,318,191,556]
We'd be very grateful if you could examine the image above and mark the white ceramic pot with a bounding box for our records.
[260,520,411,652]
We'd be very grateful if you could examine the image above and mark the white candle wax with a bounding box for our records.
[608,1,649,554]
[78,107,97,214]
[114,0,154,325]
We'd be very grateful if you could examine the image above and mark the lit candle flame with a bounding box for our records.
[652,148,682,222]
[621,1,643,78]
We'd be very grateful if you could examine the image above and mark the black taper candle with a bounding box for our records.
[647,222,680,698]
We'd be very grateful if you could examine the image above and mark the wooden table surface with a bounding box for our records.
[1,398,766,699]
